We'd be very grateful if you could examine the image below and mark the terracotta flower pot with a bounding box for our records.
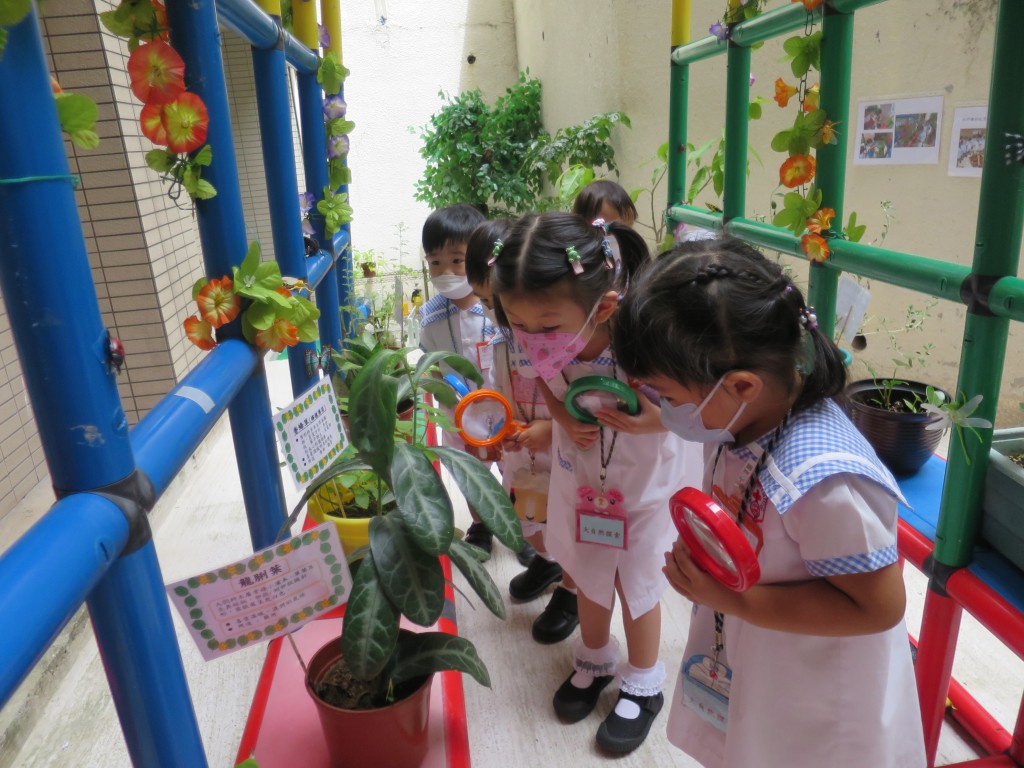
[305,637,433,768]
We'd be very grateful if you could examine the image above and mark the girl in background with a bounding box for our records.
[573,179,638,227]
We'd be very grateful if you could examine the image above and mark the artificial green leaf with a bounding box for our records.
[327,118,356,136]
[0,0,30,26]
[389,631,489,688]
[54,93,97,133]
[349,348,402,477]
[368,515,445,626]
[146,148,176,174]
[390,442,454,556]
[99,8,135,37]
[413,350,483,387]
[772,208,804,235]
[70,130,100,150]
[748,100,762,121]
[288,295,321,342]
[0,28,8,61]
[447,539,505,619]
[328,160,351,190]
[193,144,213,167]
[845,211,867,243]
[243,301,277,331]
[191,277,206,301]
[340,551,400,679]
[771,129,793,153]
[430,446,523,552]
[317,51,348,95]
[191,179,217,200]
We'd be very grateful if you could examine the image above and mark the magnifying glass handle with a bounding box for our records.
[444,374,470,399]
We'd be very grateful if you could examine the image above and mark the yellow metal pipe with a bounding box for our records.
[671,0,690,46]
[292,0,319,50]
[254,0,282,16]
[321,0,343,64]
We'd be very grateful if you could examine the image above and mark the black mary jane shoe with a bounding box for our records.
[509,555,563,601]
[552,671,614,723]
[515,540,537,567]
[596,690,665,755]
[532,586,579,644]
[463,521,493,556]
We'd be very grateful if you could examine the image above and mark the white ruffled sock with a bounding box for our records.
[614,661,666,719]
[570,638,619,688]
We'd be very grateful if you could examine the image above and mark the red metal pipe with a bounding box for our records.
[1009,693,1024,765]
[918,587,965,767]
[940,757,1017,767]
[899,518,934,572]
[946,569,1024,662]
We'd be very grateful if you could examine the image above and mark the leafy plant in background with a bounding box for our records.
[416,71,629,216]
[184,242,320,352]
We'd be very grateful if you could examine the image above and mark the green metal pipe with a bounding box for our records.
[989,276,1024,323]
[725,218,800,256]
[671,36,726,67]
[806,6,855,339]
[723,43,751,221]
[666,60,690,220]
[830,0,889,14]
[934,0,1024,568]
[667,204,724,233]
[730,3,822,48]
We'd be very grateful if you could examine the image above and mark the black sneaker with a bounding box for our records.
[464,521,493,555]
[553,671,614,723]
[596,690,665,755]
[515,540,537,567]
[532,587,579,644]
[509,555,563,601]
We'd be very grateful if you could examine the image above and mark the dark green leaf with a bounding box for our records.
[349,348,402,477]
[447,539,505,619]
[417,377,459,408]
[341,551,400,679]
[414,350,483,386]
[390,443,454,556]
[430,446,523,552]
[389,631,489,688]
[368,515,445,626]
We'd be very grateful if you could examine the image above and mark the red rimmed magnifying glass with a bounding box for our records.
[669,487,761,592]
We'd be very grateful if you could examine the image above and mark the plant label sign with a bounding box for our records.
[274,379,348,490]
[166,522,352,661]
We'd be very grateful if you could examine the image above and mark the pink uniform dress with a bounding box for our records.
[512,344,702,617]
[667,398,926,768]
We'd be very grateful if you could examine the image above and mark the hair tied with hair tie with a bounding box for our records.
[799,305,818,331]
[487,239,504,267]
[565,245,584,275]
[591,217,610,233]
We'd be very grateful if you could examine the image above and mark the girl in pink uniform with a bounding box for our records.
[614,237,926,768]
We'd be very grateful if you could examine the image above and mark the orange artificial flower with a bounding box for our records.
[801,233,830,262]
[50,76,62,94]
[161,92,209,153]
[140,102,169,146]
[184,315,216,350]
[792,0,825,9]
[127,40,185,105]
[805,207,836,234]
[779,154,816,187]
[255,319,300,352]
[803,83,820,113]
[774,78,798,108]
[152,1,170,42]
[196,277,240,328]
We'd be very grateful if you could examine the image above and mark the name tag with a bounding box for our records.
[476,341,493,372]
[575,485,628,550]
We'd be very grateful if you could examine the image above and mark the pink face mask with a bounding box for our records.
[513,301,601,380]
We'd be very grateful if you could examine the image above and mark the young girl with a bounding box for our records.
[573,179,638,227]
[491,212,701,754]
[466,220,579,644]
[613,237,926,767]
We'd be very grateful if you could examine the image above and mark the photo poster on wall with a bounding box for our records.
[948,105,987,178]
[854,95,943,166]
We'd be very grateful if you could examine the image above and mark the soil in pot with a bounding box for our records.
[845,380,950,476]
[314,651,427,710]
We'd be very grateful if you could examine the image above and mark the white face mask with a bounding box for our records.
[430,274,474,300]
[659,377,747,444]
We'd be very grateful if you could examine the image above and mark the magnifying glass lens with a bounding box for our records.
[460,397,508,442]
[576,390,623,416]
[684,505,738,574]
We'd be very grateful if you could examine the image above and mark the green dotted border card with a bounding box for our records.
[273,379,349,490]
[165,522,352,661]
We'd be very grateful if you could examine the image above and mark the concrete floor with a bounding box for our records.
[3,358,1022,767]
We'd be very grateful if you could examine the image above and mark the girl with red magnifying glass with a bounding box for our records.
[614,238,925,768]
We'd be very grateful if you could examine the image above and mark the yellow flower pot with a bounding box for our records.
[307,488,370,556]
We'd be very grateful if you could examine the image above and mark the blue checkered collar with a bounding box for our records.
[420,295,495,338]
[728,398,906,515]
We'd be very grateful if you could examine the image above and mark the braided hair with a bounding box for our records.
[613,236,846,412]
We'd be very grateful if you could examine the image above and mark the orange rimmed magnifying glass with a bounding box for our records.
[444,374,524,448]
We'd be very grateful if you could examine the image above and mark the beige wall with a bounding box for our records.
[511,0,1022,424]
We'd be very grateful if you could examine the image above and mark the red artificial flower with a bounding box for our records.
[140,102,169,145]
[152,1,170,42]
[779,154,816,187]
[792,0,825,9]
[774,78,798,108]
[805,207,836,234]
[161,92,209,153]
[196,277,240,328]
[803,83,820,113]
[801,233,830,262]
[255,319,300,352]
[184,315,216,350]
[127,40,185,105]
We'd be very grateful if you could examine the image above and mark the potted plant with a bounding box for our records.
[286,344,521,767]
[354,248,380,278]
[982,424,1024,571]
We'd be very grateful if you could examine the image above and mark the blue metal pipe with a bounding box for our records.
[252,40,317,395]
[87,543,207,768]
[296,71,345,353]
[305,248,337,290]
[131,340,258,497]
[332,86,355,336]
[166,0,287,550]
[0,494,128,708]
[0,10,135,491]
[216,0,318,74]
